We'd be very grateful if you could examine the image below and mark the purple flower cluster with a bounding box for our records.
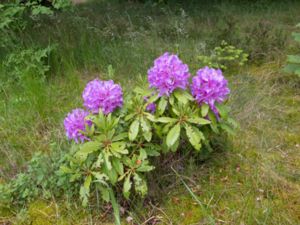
[64,79,123,142]
[82,79,123,114]
[64,109,91,143]
[64,53,231,143]
[148,52,190,96]
[191,67,230,115]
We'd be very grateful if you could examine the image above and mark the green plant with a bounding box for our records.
[0,0,71,36]
[59,77,235,224]
[3,46,54,84]
[0,150,73,208]
[284,23,300,76]
[197,41,248,71]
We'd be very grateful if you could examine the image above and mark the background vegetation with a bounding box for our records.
[0,0,300,224]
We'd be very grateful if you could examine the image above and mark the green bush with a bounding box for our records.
[3,46,53,84]
[0,70,236,225]
[197,41,248,71]
[60,75,236,224]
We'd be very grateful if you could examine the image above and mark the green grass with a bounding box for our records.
[1,0,300,224]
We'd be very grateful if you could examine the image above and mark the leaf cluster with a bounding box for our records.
[197,40,248,71]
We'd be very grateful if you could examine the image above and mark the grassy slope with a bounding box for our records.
[1,0,300,224]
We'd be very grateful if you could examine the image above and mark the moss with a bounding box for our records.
[28,200,56,225]
[163,195,204,224]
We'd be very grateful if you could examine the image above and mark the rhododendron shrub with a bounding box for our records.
[62,53,236,225]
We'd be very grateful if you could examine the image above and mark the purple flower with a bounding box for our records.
[64,108,91,143]
[148,52,190,96]
[143,96,156,113]
[191,67,230,116]
[82,79,123,114]
[146,102,156,113]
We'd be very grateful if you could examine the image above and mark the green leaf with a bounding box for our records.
[133,173,148,197]
[182,91,194,101]
[136,164,155,172]
[201,104,209,117]
[208,111,219,133]
[170,138,180,152]
[80,175,92,207]
[187,117,211,125]
[169,94,175,105]
[129,119,139,141]
[157,97,168,115]
[157,117,177,123]
[112,158,124,175]
[216,104,229,119]
[220,123,236,135]
[104,164,118,185]
[123,175,132,199]
[140,117,151,133]
[108,188,121,225]
[59,166,73,174]
[287,55,300,64]
[138,148,148,160]
[92,172,108,185]
[292,32,300,42]
[144,112,156,122]
[166,123,181,148]
[99,186,110,202]
[174,90,189,104]
[143,131,152,142]
[174,89,193,103]
[112,132,128,142]
[75,141,100,161]
[140,118,152,142]
[145,147,160,157]
[125,113,136,121]
[283,63,300,76]
[111,142,128,155]
[148,94,159,103]
[134,87,152,96]
[104,152,112,170]
[184,124,202,151]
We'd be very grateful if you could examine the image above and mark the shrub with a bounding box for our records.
[197,41,248,71]
[60,52,236,224]
[0,151,73,207]
[0,0,71,44]
[3,46,53,84]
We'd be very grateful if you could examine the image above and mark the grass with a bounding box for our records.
[1,0,300,224]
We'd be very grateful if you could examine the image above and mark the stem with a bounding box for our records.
[108,187,121,225]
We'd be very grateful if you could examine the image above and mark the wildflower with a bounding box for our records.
[82,79,123,114]
[191,67,230,116]
[148,52,190,96]
[64,108,91,143]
